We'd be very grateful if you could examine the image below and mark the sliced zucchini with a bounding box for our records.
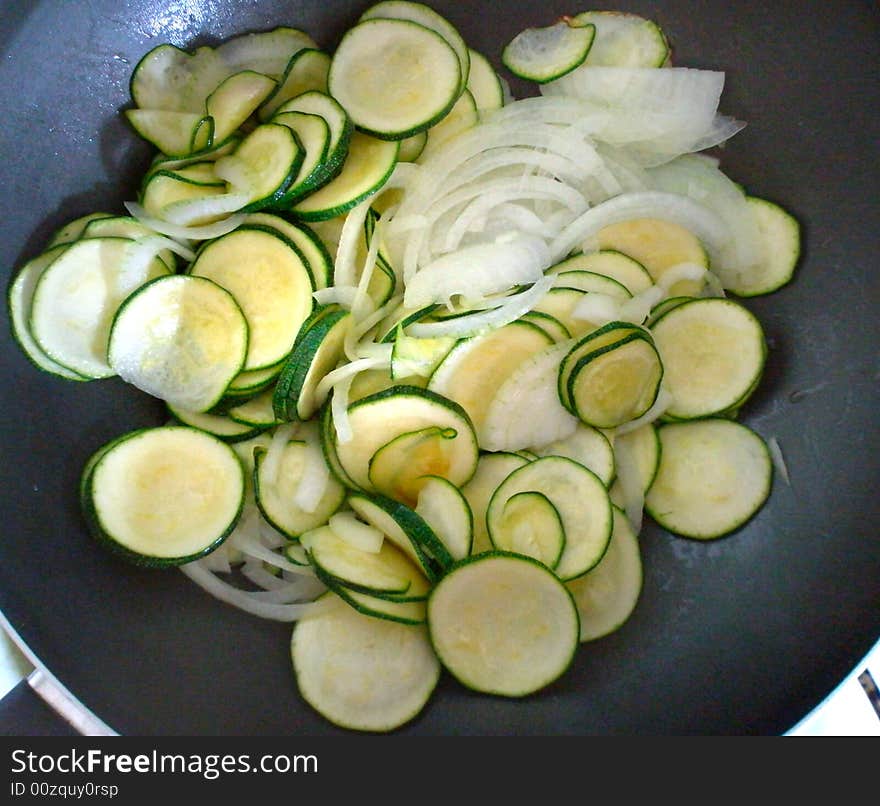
[573,11,670,67]
[188,227,314,371]
[487,456,612,580]
[272,90,353,192]
[368,425,462,506]
[465,47,504,112]
[397,130,428,162]
[292,131,399,221]
[560,329,663,429]
[427,552,579,697]
[417,88,478,162]
[645,419,772,540]
[7,245,87,381]
[534,423,615,487]
[125,109,213,158]
[519,310,572,343]
[140,165,228,223]
[488,490,565,569]
[359,0,470,94]
[259,48,331,121]
[291,591,440,732]
[532,286,602,338]
[129,43,228,113]
[82,426,244,567]
[108,274,248,412]
[30,237,169,379]
[596,218,708,296]
[347,492,452,580]
[328,511,385,554]
[551,250,654,295]
[328,18,461,140]
[46,212,114,248]
[427,320,553,437]
[168,401,267,442]
[272,306,351,422]
[225,362,285,398]
[80,215,176,272]
[301,525,429,599]
[480,340,580,452]
[550,268,633,299]
[459,452,531,556]
[268,111,331,206]
[211,122,304,212]
[214,27,317,79]
[391,329,455,380]
[244,213,333,290]
[649,298,765,419]
[412,475,473,560]
[566,506,643,641]
[205,70,276,147]
[609,423,661,498]
[253,439,345,539]
[334,385,478,495]
[227,387,278,428]
[502,19,595,83]
[724,196,801,297]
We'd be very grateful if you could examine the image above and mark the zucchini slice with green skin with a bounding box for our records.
[534,423,616,487]
[334,385,479,495]
[125,109,214,157]
[46,212,114,248]
[328,511,385,554]
[292,131,399,221]
[226,387,278,428]
[649,298,766,420]
[82,426,245,567]
[367,425,461,506]
[214,26,317,79]
[466,47,504,112]
[487,456,612,580]
[347,492,452,580]
[268,111,332,207]
[301,524,429,600]
[188,226,314,372]
[328,17,461,141]
[109,274,249,413]
[272,306,351,422]
[645,419,773,540]
[291,591,440,732]
[413,475,473,561]
[168,402,269,442]
[213,122,304,213]
[427,552,579,697]
[81,216,177,272]
[596,218,708,297]
[460,451,530,555]
[205,70,277,147]
[7,245,87,381]
[140,166,228,222]
[488,490,566,570]
[550,250,653,295]
[30,237,170,380]
[428,320,553,438]
[724,196,801,297]
[272,91,353,193]
[359,1,471,94]
[502,20,595,84]
[244,213,333,290]
[563,331,664,430]
[318,572,428,625]
[259,48,331,121]
[417,88,478,163]
[479,340,580,452]
[566,505,643,641]
[573,11,670,68]
[253,441,345,539]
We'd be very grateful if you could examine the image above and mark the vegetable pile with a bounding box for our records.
[8,3,801,732]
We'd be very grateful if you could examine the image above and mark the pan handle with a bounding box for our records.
[0,669,116,737]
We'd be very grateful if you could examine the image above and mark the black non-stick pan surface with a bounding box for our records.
[0,0,878,736]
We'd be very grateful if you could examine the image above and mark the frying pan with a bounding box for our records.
[0,0,878,736]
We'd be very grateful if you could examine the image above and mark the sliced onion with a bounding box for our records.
[161,192,252,226]
[551,190,730,264]
[293,435,330,514]
[119,235,195,285]
[313,286,358,307]
[570,292,622,326]
[230,528,314,576]
[407,275,554,338]
[404,232,551,308]
[767,435,791,486]
[658,262,708,291]
[617,285,665,324]
[262,422,298,486]
[125,201,246,241]
[613,432,646,535]
[313,356,390,412]
[179,561,333,622]
[615,386,674,436]
[330,374,355,445]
